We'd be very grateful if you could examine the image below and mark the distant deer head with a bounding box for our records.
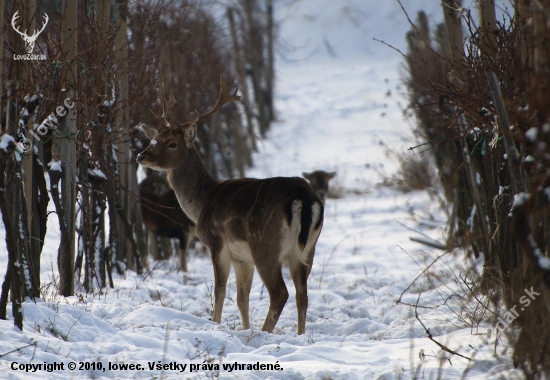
[137,75,324,334]
[11,11,49,54]
[139,174,196,272]
[303,170,336,203]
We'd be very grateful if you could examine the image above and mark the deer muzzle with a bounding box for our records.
[136,152,147,163]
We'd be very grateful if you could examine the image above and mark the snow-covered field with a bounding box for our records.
[0,1,519,379]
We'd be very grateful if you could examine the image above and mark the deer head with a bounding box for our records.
[12,11,49,54]
[137,74,240,171]
[303,170,336,203]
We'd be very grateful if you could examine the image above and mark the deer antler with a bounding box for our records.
[177,74,240,128]
[11,11,49,38]
[11,11,27,37]
[31,13,49,38]
[150,75,177,127]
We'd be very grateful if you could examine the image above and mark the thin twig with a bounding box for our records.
[414,294,472,361]
[394,219,443,243]
[372,38,407,58]
[395,0,444,59]
[338,329,357,349]
[410,236,447,250]
[141,260,163,281]
[161,322,170,380]
[318,235,350,289]
[408,141,436,152]
[395,247,451,305]
[66,314,83,340]
[0,342,36,358]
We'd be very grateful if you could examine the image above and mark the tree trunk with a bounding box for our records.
[91,178,106,288]
[243,0,269,136]
[0,147,14,320]
[479,0,496,60]
[265,0,275,120]
[6,154,28,330]
[0,0,4,132]
[56,0,78,296]
[114,0,135,271]
[441,0,464,63]
[227,8,257,155]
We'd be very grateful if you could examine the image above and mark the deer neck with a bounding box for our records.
[166,148,218,223]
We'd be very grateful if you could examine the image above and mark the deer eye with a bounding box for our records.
[168,142,177,149]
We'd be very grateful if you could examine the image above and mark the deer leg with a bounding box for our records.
[254,260,288,333]
[289,250,314,335]
[178,247,187,272]
[178,233,189,272]
[211,245,231,324]
[233,261,254,330]
[149,231,161,260]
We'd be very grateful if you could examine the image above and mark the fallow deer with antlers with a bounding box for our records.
[137,75,324,334]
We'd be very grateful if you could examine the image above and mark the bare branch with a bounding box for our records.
[414,294,472,361]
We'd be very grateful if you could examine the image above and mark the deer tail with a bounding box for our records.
[293,200,323,256]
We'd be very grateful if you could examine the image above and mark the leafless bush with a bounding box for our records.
[377,149,435,193]
[404,1,550,376]
[0,0,274,330]
[396,153,435,193]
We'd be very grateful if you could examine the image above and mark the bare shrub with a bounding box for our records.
[404,2,550,376]
[377,149,435,193]
[395,153,435,192]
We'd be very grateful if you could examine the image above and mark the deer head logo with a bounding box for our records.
[11,11,49,54]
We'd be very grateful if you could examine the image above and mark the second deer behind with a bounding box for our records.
[139,174,196,271]
[303,170,336,203]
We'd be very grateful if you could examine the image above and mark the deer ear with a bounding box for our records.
[328,171,336,179]
[302,172,311,180]
[140,124,159,139]
[184,123,197,146]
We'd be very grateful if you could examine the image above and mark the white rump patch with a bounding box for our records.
[278,200,323,266]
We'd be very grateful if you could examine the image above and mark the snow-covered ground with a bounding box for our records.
[0,1,519,379]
